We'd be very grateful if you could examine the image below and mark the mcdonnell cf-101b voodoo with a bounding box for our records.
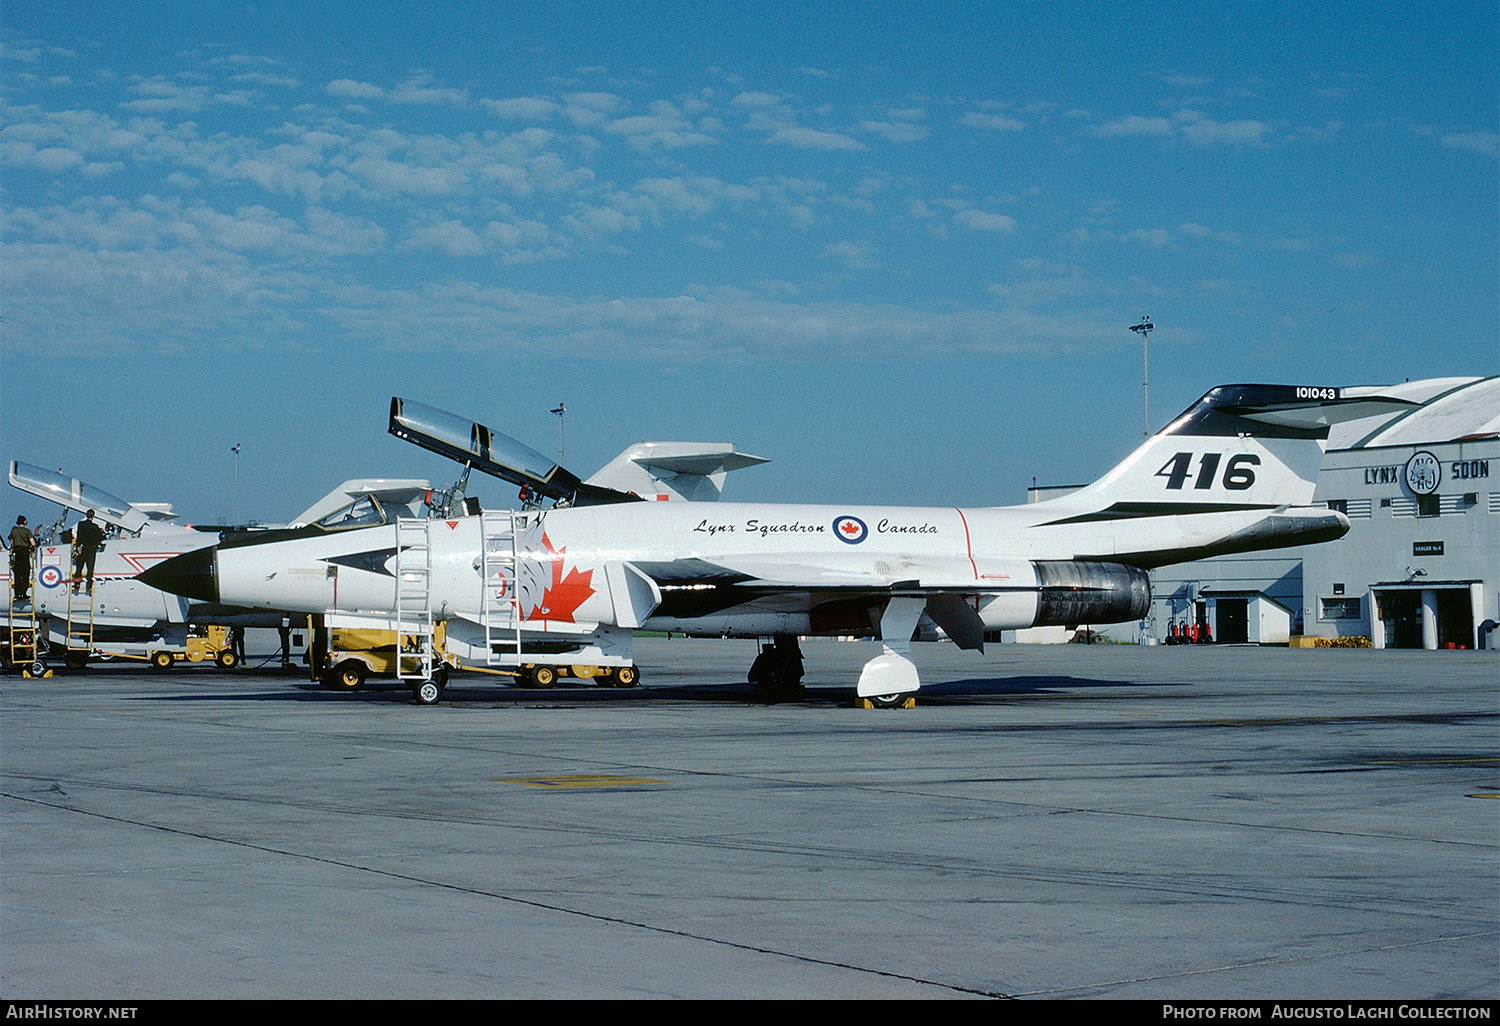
[139,385,1411,705]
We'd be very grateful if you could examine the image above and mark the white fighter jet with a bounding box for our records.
[9,431,764,672]
[5,461,437,666]
[138,385,1413,705]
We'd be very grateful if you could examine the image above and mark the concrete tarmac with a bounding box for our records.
[2,639,1496,1000]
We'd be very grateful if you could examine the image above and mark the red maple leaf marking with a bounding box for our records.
[840,520,859,535]
[526,532,594,623]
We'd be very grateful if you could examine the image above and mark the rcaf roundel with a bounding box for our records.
[833,515,868,544]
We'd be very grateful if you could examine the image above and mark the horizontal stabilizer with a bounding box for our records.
[586,442,769,501]
[1164,384,1420,439]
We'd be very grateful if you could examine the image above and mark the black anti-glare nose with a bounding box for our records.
[137,546,218,603]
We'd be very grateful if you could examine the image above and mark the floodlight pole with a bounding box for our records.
[551,403,566,463]
[1128,316,1157,645]
[231,443,242,526]
[1130,316,1154,437]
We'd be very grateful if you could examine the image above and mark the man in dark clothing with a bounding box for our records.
[72,510,106,592]
[8,515,35,602]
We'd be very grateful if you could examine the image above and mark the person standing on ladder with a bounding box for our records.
[8,516,35,604]
[72,510,105,592]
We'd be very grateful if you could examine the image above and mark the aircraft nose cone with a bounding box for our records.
[138,546,219,603]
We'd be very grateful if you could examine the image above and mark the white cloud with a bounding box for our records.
[960,112,1025,131]
[731,91,780,108]
[954,209,1017,233]
[1094,110,1271,147]
[1094,115,1175,138]
[327,79,383,100]
[482,96,560,120]
[2,142,85,174]
[768,125,863,151]
[1176,112,1270,147]
[1124,227,1172,248]
[823,240,879,269]
[1440,131,1498,157]
[860,120,927,143]
[391,76,468,107]
[561,92,627,126]
[604,101,718,149]
[407,219,485,256]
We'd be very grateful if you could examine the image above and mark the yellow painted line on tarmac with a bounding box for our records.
[494,774,668,789]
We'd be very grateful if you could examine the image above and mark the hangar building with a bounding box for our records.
[1304,376,1498,650]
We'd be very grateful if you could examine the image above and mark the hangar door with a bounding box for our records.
[1375,588,1476,649]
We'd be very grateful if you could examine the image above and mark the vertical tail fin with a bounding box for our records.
[1069,384,1420,513]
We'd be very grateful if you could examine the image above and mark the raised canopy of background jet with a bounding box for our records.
[9,461,154,534]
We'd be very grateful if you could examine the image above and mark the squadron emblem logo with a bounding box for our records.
[833,515,868,544]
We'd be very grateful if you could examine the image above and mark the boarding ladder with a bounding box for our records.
[393,518,437,684]
[7,569,41,673]
[479,511,524,667]
[65,577,95,666]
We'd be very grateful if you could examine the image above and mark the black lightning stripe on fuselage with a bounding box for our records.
[1038,501,1277,526]
[322,547,400,576]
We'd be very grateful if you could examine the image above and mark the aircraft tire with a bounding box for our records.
[867,693,909,709]
[28,660,47,677]
[325,660,366,692]
[413,679,442,705]
[150,650,174,671]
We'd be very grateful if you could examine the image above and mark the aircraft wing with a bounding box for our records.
[389,398,640,507]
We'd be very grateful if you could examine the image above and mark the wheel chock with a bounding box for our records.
[857,695,916,709]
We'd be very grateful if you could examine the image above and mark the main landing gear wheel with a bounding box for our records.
[151,650,174,671]
[324,660,366,692]
[749,635,805,701]
[413,679,443,705]
[868,693,906,709]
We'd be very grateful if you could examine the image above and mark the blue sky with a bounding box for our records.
[3,1,1496,526]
